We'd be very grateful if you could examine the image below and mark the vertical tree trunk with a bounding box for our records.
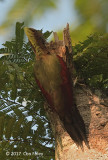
[44,24,108,159]
[45,87,108,160]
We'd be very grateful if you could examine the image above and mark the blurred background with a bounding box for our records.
[0,0,108,47]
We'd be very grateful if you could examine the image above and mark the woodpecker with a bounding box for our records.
[24,27,89,149]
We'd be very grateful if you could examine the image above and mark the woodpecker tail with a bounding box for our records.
[61,105,90,150]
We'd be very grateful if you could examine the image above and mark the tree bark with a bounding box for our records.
[45,87,108,160]
[44,24,108,160]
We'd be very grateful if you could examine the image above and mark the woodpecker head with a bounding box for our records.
[24,27,48,56]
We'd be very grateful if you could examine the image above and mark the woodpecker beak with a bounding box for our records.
[24,27,35,40]
[24,27,38,53]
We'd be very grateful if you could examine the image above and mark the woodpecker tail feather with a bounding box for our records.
[61,105,90,149]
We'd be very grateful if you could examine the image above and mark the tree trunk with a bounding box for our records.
[45,87,108,160]
[44,24,108,159]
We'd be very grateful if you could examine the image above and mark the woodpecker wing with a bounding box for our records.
[56,55,89,148]
[34,54,89,148]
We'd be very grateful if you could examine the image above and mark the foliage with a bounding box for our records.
[68,0,108,43]
[75,0,108,32]
[73,33,108,91]
[0,22,55,160]
[58,0,108,43]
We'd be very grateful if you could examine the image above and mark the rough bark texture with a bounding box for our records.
[44,24,108,160]
[45,88,108,160]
